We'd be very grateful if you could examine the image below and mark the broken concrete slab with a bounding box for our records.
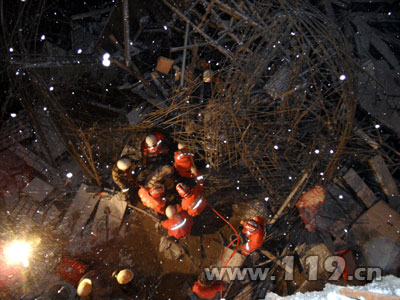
[342,168,377,208]
[369,155,400,211]
[313,183,365,238]
[358,60,400,137]
[33,109,67,160]
[159,236,185,260]
[42,205,63,227]
[86,193,127,248]
[350,200,400,273]
[296,243,334,281]
[58,184,100,236]
[126,104,153,125]
[11,143,64,188]
[0,113,32,151]
[22,177,55,202]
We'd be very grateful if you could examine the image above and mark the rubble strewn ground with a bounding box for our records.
[1,0,400,299]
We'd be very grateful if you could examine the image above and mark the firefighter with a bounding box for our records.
[138,185,166,214]
[240,217,265,256]
[141,133,169,165]
[176,174,206,217]
[161,204,193,239]
[112,158,134,201]
[191,270,226,299]
[173,143,197,178]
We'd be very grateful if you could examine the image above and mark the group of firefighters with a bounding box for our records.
[109,131,265,299]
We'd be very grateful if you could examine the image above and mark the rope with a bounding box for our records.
[128,170,143,189]
[207,203,241,266]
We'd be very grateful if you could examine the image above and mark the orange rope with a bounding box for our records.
[207,204,241,267]
[128,171,143,189]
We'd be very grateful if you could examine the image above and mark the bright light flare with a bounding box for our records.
[4,241,31,267]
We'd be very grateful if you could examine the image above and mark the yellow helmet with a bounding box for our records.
[77,278,92,297]
[117,158,132,171]
[165,205,177,219]
[145,134,157,147]
[116,269,134,285]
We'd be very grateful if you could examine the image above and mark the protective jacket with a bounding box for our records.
[173,148,195,178]
[138,186,166,214]
[180,177,206,217]
[241,217,265,256]
[141,132,169,163]
[161,205,193,239]
[192,279,226,299]
[112,164,131,191]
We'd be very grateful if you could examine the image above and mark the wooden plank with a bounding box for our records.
[338,287,400,300]
[343,168,377,208]
[87,193,127,248]
[369,155,400,210]
[58,184,100,236]
[354,128,379,150]
[350,200,400,273]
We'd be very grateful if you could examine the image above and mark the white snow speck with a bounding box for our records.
[375,124,381,129]
[274,145,279,150]
[40,34,45,40]
[9,47,14,52]
[102,53,111,67]
[77,48,82,54]
[314,149,320,154]
[339,195,344,199]
[49,86,54,91]
[339,74,346,81]
[10,113,17,118]
[66,172,73,178]
[163,25,168,30]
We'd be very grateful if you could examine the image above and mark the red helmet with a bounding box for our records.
[149,185,165,198]
[176,183,191,197]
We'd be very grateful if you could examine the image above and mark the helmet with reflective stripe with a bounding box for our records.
[145,134,157,147]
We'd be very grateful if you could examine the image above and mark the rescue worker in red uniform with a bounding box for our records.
[176,174,206,217]
[141,133,169,165]
[161,205,193,239]
[174,143,197,178]
[240,217,265,256]
[191,271,226,299]
[138,185,166,214]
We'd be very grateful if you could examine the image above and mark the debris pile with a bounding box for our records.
[1,0,400,299]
